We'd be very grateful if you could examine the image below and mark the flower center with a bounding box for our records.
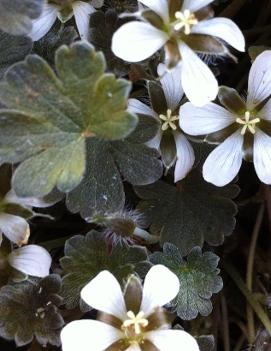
[174,9,198,35]
[121,311,148,342]
[159,109,179,131]
[236,111,260,135]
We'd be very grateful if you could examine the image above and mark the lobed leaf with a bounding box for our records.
[151,243,223,320]
[0,274,64,347]
[60,230,150,309]
[0,41,138,197]
[0,0,43,36]
[135,167,239,254]
[0,30,32,79]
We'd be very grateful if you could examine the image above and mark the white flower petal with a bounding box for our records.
[191,18,245,52]
[253,129,271,184]
[138,0,169,22]
[182,0,214,12]
[90,0,104,8]
[61,320,122,351]
[203,130,244,186]
[158,63,184,111]
[8,245,51,277]
[179,102,236,135]
[112,22,169,62]
[247,50,271,109]
[28,3,58,41]
[146,130,162,150]
[0,214,30,245]
[257,99,271,121]
[72,1,95,39]
[179,43,218,106]
[4,189,57,208]
[174,132,195,182]
[140,265,179,316]
[125,344,141,351]
[127,99,162,149]
[128,99,157,118]
[81,270,127,320]
[145,330,199,351]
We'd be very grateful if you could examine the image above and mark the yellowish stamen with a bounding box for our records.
[174,9,198,35]
[122,311,149,335]
[159,109,179,131]
[236,111,260,135]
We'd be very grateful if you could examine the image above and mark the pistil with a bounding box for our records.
[236,111,260,135]
[174,9,198,35]
[122,311,148,335]
[159,109,179,131]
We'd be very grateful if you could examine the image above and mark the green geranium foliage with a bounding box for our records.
[34,25,78,65]
[150,243,223,320]
[0,31,32,80]
[135,168,239,255]
[0,41,138,198]
[89,10,131,76]
[0,274,64,347]
[197,335,215,351]
[104,0,138,13]
[60,230,150,309]
[0,0,43,36]
[66,115,162,218]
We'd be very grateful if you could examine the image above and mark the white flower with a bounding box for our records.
[112,0,245,106]
[29,0,104,41]
[0,189,58,247]
[7,244,52,278]
[179,50,271,186]
[128,64,195,182]
[61,265,199,351]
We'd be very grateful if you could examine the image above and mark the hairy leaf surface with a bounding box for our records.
[151,243,223,320]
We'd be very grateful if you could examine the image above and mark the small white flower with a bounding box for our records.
[0,189,58,247]
[7,244,52,278]
[112,0,245,106]
[61,265,199,351]
[29,0,104,41]
[128,64,195,182]
[179,50,271,186]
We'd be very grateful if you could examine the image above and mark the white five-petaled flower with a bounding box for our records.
[128,64,195,182]
[180,50,271,186]
[29,0,104,41]
[112,0,245,107]
[61,265,200,351]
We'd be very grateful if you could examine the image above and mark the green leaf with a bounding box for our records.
[34,25,78,65]
[0,0,43,36]
[0,30,32,79]
[150,243,223,320]
[0,41,138,197]
[60,230,150,309]
[66,115,162,218]
[103,0,138,13]
[0,274,64,347]
[197,335,215,351]
[89,10,131,76]
[135,168,239,254]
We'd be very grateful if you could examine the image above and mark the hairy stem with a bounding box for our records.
[246,204,265,344]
